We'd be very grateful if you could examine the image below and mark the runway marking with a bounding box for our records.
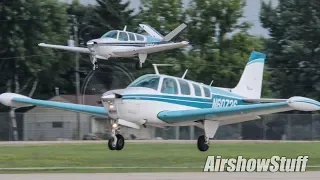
[0,165,319,170]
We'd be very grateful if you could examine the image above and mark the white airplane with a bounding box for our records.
[38,23,189,70]
[1,51,319,151]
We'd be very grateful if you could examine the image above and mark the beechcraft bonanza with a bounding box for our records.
[38,23,189,70]
[1,51,320,151]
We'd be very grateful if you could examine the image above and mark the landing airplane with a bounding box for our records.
[38,23,189,70]
[1,51,319,151]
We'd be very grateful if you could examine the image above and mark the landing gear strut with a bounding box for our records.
[108,123,125,150]
[135,61,143,70]
[196,120,219,152]
[90,56,99,70]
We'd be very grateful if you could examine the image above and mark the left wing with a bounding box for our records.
[112,41,189,56]
[157,96,320,123]
[0,93,107,117]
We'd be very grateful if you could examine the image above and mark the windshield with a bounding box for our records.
[101,30,118,39]
[128,75,160,90]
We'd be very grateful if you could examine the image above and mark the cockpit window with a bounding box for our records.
[193,83,202,96]
[101,30,118,39]
[136,34,145,41]
[128,75,160,90]
[161,78,178,94]
[203,87,211,97]
[118,32,129,41]
[128,32,135,41]
[178,79,190,95]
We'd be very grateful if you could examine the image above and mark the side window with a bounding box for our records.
[128,32,135,41]
[136,34,144,41]
[178,79,190,95]
[193,84,202,96]
[118,32,129,41]
[161,78,178,94]
[203,87,211,97]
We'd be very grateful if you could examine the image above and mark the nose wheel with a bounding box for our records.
[108,123,125,150]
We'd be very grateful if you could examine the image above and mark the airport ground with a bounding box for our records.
[0,140,319,173]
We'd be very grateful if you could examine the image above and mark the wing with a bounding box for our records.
[0,93,107,117]
[157,96,320,123]
[112,41,189,56]
[243,98,287,103]
[38,43,91,54]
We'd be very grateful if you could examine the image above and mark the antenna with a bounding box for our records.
[181,69,188,79]
[209,80,214,86]
[123,26,127,31]
[152,64,174,75]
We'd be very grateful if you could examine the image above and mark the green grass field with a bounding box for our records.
[0,141,319,173]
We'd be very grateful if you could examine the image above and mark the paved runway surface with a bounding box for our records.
[1,172,319,180]
[0,140,318,146]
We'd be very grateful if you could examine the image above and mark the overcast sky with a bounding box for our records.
[63,0,278,37]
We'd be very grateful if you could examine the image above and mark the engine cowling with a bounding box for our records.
[287,96,320,111]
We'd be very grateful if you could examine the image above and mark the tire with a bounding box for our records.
[197,135,209,152]
[108,138,116,150]
[116,134,125,150]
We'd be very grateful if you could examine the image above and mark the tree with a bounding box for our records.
[90,0,135,36]
[0,0,70,140]
[260,0,320,100]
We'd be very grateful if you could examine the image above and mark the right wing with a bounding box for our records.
[38,43,91,54]
[157,96,320,123]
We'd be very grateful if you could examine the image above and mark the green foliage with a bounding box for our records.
[260,0,320,99]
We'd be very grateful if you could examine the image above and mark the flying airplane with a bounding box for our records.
[38,23,189,70]
[1,51,319,151]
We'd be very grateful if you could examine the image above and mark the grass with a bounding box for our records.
[0,141,319,173]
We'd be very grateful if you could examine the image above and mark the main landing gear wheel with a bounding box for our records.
[197,135,209,152]
[108,134,125,150]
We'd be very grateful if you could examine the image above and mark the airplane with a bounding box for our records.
[38,23,189,70]
[0,50,319,151]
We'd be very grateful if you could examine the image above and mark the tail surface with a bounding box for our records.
[139,23,187,42]
[231,51,266,98]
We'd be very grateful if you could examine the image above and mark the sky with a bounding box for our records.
[63,0,279,37]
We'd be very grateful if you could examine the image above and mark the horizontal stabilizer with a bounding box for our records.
[38,43,91,54]
[163,23,187,42]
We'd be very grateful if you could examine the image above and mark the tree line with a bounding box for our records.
[1,0,319,105]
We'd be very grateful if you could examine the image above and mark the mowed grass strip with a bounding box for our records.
[0,142,319,172]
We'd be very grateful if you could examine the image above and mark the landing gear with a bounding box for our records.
[196,120,219,152]
[90,56,99,70]
[135,61,143,70]
[197,135,209,151]
[108,123,125,150]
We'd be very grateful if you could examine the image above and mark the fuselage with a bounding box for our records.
[101,74,249,127]
[87,30,164,58]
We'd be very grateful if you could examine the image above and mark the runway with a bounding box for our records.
[0,172,319,180]
[0,139,318,146]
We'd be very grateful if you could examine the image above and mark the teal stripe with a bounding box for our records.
[158,102,289,123]
[13,97,107,116]
[124,94,212,102]
[123,97,212,108]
